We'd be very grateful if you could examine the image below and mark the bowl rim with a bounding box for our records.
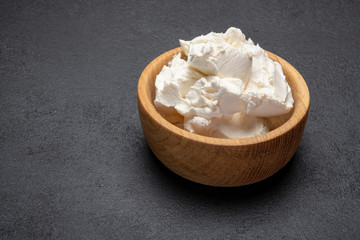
[138,47,310,147]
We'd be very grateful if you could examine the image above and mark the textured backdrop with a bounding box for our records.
[1,0,359,239]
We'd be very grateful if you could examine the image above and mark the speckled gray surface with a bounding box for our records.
[1,0,359,239]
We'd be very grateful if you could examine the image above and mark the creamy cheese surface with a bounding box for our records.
[154,27,293,138]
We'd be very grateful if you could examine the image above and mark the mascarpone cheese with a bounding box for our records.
[154,27,293,138]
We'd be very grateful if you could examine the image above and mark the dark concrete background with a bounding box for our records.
[1,0,359,239]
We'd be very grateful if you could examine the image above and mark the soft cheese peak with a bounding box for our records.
[180,27,254,82]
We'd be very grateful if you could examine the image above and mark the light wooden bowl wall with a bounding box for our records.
[137,47,310,187]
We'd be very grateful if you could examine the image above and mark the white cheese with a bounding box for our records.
[154,27,294,138]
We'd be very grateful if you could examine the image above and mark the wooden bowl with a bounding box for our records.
[137,47,310,187]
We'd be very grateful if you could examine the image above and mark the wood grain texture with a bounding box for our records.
[137,47,310,187]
